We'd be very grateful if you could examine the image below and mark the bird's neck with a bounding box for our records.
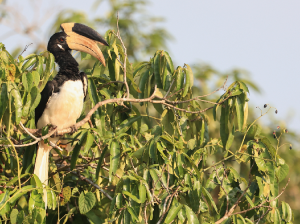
[53,51,79,76]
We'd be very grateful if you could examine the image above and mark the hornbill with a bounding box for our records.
[34,23,108,206]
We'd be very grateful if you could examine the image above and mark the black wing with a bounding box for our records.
[80,72,88,100]
[35,80,59,126]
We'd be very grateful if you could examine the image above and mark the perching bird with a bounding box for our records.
[34,23,108,206]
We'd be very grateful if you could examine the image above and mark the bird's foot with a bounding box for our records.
[70,125,78,134]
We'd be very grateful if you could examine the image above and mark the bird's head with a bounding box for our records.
[47,23,109,66]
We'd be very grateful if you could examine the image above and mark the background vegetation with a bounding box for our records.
[0,0,298,223]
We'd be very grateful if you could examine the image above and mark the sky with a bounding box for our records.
[1,0,299,132]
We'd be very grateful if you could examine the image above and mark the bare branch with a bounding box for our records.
[73,171,113,200]
[112,12,130,98]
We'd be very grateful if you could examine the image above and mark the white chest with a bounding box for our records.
[37,80,85,129]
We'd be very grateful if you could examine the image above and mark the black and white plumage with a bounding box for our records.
[34,23,108,207]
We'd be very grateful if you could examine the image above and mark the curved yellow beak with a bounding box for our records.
[60,23,109,66]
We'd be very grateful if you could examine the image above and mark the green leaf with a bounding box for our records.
[116,116,142,135]
[28,190,43,212]
[114,58,120,81]
[177,153,185,178]
[47,189,57,210]
[126,206,138,222]
[22,94,31,117]
[116,193,123,209]
[22,72,33,92]
[10,209,18,224]
[163,51,174,74]
[10,185,35,204]
[138,69,150,99]
[164,198,183,224]
[162,109,175,135]
[235,95,244,131]
[185,64,194,88]
[109,140,120,182]
[153,52,163,88]
[182,153,201,180]
[233,214,246,224]
[281,201,292,222]
[21,56,36,71]
[70,131,87,170]
[269,208,281,224]
[43,53,55,84]
[79,192,96,214]
[16,211,25,224]
[239,81,249,93]
[276,163,289,182]
[202,187,218,214]
[226,124,235,150]
[31,174,44,195]
[139,182,146,203]
[122,191,141,203]
[31,71,40,87]
[83,131,94,153]
[108,55,116,81]
[36,56,44,78]
[149,169,161,190]
[86,210,105,224]
[176,67,184,91]
[220,99,229,149]
[10,82,22,124]
[183,67,191,97]
[96,145,109,180]
[30,86,41,112]
[178,207,186,223]
[0,83,8,120]
[0,190,9,215]
[184,205,200,224]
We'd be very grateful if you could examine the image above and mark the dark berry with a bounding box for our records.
[285,129,288,133]
[264,104,267,108]
[290,145,292,150]
[275,110,278,114]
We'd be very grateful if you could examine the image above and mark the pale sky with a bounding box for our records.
[1,0,299,132]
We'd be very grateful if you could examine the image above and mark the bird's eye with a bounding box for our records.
[59,38,64,42]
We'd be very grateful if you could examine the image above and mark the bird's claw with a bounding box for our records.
[70,125,78,134]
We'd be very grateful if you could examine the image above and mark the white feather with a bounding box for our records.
[57,44,64,50]
[37,80,84,129]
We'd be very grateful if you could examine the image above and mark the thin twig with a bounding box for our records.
[113,12,129,98]
[73,171,113,200]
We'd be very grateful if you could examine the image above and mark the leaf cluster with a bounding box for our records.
[0,29,294,224]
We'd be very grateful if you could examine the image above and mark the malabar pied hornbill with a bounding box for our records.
[34,23,108,206]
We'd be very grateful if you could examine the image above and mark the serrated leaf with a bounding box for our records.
[79,192,96,214]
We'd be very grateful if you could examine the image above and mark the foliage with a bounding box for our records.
[0,27,294,223]
[0,0,297,223]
